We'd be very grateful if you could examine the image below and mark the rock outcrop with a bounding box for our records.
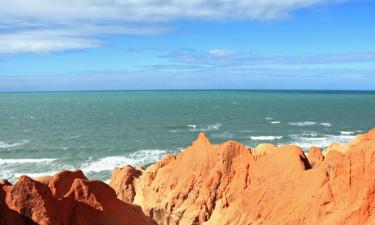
[110,130,375,225]
[1,129,374,225]
[307,146,325,168]
[0,170,155,225]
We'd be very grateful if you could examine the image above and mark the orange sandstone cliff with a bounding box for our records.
[1,129,374,225]
[110,130,375,225]
[0,170,155,225]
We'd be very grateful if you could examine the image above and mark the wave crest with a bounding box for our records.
[250,136,283,141]
[340,131,354,135]
[81,149,169,173]
[289,134,356,149]
[0,158,55,165]
[0,140,30,149]
[288,121,316,126]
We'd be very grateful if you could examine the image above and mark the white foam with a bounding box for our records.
[340,131,354,135]
[250,136,283,141]
[289,134,356,149]
[0,158,56,165]
[212,132,234,139]
[190,123,221,132]
[81,149,168,173]
[320,123,331,127]
[288,121,316,126]
[205,123,221,131]
[68,135,80,139]
[0,169,14,180]
[265,117,273,120]
[270,121,280,124]
[13,171,60,178]
[0,140,29,149]
[189,123,221,132]
[299,137,327,141]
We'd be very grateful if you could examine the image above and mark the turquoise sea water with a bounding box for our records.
[1,90,375,182]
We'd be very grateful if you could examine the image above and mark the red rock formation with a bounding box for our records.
[48,170,87,199]
[110,130,375,225]
[110,166,143,203]
[0,171,155,225]
[2,129,374,225]
[307,146,325,167]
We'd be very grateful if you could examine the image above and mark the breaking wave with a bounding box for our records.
[81,149,169,173]
[289,134,356,149]
[212,131,234,139]
[0,158,55,165]
[189,123,222,132]
[288,121,316,126]
[340,131,355,135]
[250,136,283,141]
[320,123,332,127]
[0,140,30,149]
[13,171,61,179]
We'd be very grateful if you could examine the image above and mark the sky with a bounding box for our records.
[0,0,374,91]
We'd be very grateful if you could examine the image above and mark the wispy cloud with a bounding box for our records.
[0,25,171,54]
[208,49,237,57]
[0,0,341,54]
[162,49,375,65]
[0,0,338,23]
[0,30,99,54]
[1,66,374,92]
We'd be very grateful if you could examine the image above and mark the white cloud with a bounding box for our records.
[163,49,375,65]
[209,49,237,57]
[0,0,341,54]
[0,25,171,54]
[0,30,99,54]
[0,0,335,22]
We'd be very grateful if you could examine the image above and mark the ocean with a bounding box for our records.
[1,90,375,182]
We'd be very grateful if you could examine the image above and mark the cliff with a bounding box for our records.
[0,170,155,225]
[110,130,375,225]
[1,129,374,225]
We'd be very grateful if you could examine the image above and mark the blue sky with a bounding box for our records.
[0,0,374,91]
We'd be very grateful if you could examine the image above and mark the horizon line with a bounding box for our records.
[1,88,375,94]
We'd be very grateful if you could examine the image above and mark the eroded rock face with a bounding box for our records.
[48,170,87,199]
[2,129,374,225]
[308,146,325,168]
[0,171,155,225]
[110,165,143,203]
[110,130,375,225]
